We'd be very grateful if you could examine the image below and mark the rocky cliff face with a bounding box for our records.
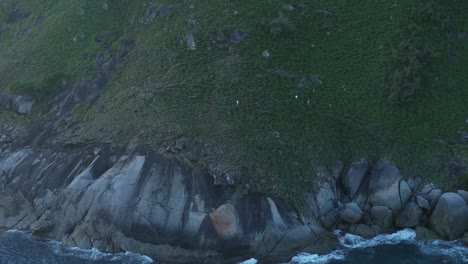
[0,143,467,263]
[0,145,336,263]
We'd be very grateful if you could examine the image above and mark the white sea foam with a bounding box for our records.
[286,229,420,264]
[238,257,258,264]
[3,230,153,263]
[50,242,154,263]
[289,250,345,264]
[339,228,416,249]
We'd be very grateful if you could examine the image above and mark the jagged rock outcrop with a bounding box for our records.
[0,146,467,263]
[429,192,468,239]
[370,205,394,232]
[0,93,35,114]
[342,160,368,199]
[339,202,363,224]
[0,147,337,263]
[368,160,411,213]
[395,202,423,228]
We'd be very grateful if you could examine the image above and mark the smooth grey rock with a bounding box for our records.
[415,226,441,241]
[368,159,399,191]
[339,202,363,224]
[458,190,468,204]
[371,178,411,212]
[342,160,368,199]
[303,179,339,229]
[429,192,468,239]
[0,147,336,263]
[1,94,35,114]
[395,202,423,228]
[421,183,435,194]
[349,224,377,239]
[368,160,411,213]
[315,181,337,217]
[259,224,337,262]
[17,96,35,114]
[426,188,443,208]
[407,176,422,191]
[370,205,393,230]
[263,50,270,58]
[102,3,109,10]
[185,34,196,50]
[416,196,431,210]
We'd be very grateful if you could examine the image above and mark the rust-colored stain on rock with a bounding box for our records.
[209,203,237,239]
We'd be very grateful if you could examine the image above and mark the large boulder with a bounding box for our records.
[421,184,443,209]
[303,179,339,229]
[368,160,411,213]
[0,93,35,114]
[415,226,441,241]
[416,196,431,210]
[370,205,394,230]
[342,160,368,199]
[429,192,468,239]
[407,176,422,191]
[339,202,363,224]
[395,202,423,228]
[458,190,468,204]
[349,224,377,238]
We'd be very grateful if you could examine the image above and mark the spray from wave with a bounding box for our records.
[239,229,468,264]
[1,230,153,264]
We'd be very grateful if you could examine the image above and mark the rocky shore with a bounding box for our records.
[0,141,467,263]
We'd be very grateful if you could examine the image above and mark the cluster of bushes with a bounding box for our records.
[385,40,435,104]
[384,2,448,105]
[9,72,68,100]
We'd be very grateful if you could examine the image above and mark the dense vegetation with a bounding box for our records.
[0,0,467,205]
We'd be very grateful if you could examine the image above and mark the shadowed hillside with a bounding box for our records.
[0,0,467,205]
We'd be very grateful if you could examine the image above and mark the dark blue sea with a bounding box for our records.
[0,230,153,264]
[1,229,467,264]
[242,230,468,264]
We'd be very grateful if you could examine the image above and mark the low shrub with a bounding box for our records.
[9,72,68,99]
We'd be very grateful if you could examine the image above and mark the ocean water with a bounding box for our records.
[1,229,467,264]
[0,230,153,264]
[240,229,468,264]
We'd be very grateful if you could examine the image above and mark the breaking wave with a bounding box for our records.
[1,230,153,264]
[240,229,468,264]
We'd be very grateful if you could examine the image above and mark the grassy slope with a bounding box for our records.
[0,0,467,204]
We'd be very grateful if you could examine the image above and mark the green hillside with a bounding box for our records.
[1,0,467,205]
